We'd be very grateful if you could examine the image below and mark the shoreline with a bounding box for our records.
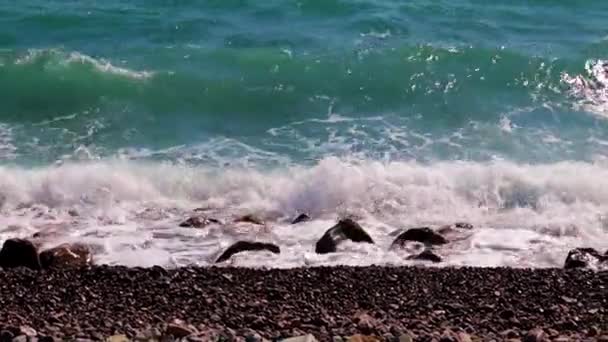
[1,265,606,341]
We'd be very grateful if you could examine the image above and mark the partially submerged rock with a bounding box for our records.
[315,219,374,254]
[437,222,474,235]
[0,238,41,270]
[178,216,219,228]
[564,248,607,270]
[453,222,473,229]
[391,227,447,247]
[291,213,311,225]
[216,241,280,263]
[407,249,442,263]
[235,214,264,225]
[39,243,93,269]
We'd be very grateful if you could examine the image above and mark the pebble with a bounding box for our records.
[0,266,605,341]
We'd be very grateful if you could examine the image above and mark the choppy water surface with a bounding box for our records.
[1,0,608,267]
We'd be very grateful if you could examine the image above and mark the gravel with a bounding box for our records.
[0,265,606,341]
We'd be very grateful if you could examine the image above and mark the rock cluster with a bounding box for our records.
[0,238,92,270]
[2,216,605,270]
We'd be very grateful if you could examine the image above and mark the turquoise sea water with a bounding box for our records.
[1,1,608,267]
[2,0,608,166]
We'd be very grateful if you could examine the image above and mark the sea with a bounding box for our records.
[1,0,608,268]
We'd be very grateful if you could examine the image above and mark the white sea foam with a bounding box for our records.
[562,59,608,117]
[0,123,16,160]
[0,158,606,268]
[66,51,153,79]
[13,49,153,80]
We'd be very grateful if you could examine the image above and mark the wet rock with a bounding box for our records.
[39,243,92,269]
[283,335,319,342]
[391,227,447,247]
[315,219,374,254]
[406,249,442,263]
[216,241,280,263]
[564,248,607,269]
[235,214,264,225]
[453,222,473,229]
[179,216,217,228]
[0,238,41,270]
[438,222,474,235]
[291,213,311,225]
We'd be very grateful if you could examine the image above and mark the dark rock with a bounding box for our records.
[179,216,213,228]
[406,250,442,263]
[392,227,447,247]
[315,219,374,254]
[291,213,311,225]
[216,241,280,263]
[564,248,607,269]
[39,243,92,269]
[235,214,264,225]
[0,330,14,342]
[0,238,41,270]
[166,323,195,338]
[437,222,474,235]
[454,222,474,229]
